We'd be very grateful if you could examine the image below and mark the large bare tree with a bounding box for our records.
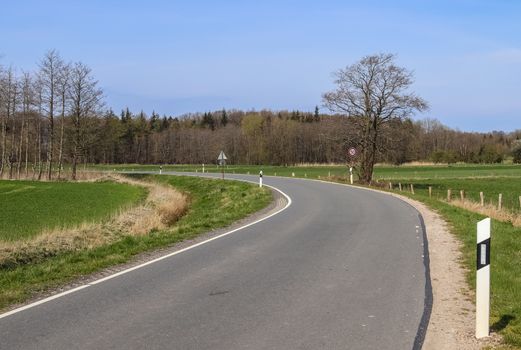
[68,62,103,180]
[57,63,71,178]
[38,49,64,180]
[323,53,428,183]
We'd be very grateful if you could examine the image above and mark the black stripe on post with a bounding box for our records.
[477,238,490,270]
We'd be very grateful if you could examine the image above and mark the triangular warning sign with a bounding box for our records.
[217,151,227,161]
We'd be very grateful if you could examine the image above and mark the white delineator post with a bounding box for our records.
[349,167,353,185]
[476,217,491,339]
[259,170,263,187]
[159,165,163,175]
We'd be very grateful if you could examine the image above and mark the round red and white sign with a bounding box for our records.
[348,147,357,157]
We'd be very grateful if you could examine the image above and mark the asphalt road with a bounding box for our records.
[0,173,431,350]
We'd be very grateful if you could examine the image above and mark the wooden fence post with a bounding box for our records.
[447,189,452,202]
[410,184,415,194]
[428,186,432,198]
[480,192,484,207]
[460,190,465,201]
[399,183,402,191]
[519,195,521,210]
[389,182,392,190]
[498,194,502,210]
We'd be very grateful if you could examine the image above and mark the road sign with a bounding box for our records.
[217,151,227,161]
[348,147,357,157]
[217,151,227,179]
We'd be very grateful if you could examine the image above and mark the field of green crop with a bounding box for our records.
[90,163,521,181]
[0,180,147,241]
[388,178,521,211]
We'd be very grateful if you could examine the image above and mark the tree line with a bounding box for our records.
[0,50,102,180]
[1,51,520,181]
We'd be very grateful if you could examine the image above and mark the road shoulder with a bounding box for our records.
[387,193,486,349]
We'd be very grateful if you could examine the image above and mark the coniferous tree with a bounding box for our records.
[221,108,228,127]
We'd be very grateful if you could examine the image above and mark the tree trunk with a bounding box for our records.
[47,111,54,180]
[37,119,43,180]
[57,103,65,179]
[17,114,24,179]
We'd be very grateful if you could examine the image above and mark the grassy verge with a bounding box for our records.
[0,180,147,241]
[0,175,272,311]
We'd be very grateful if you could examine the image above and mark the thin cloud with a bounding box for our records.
[488,48,521,63]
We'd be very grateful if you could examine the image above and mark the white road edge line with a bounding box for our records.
[0,182,292,320]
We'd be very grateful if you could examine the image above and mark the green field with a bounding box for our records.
[0,175,272,310]
[90,163,521,181]
[0,180,147,241]
[389,178,521,211]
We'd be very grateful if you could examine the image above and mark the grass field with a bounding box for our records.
[90,163,521,181]
[389,178,521,212]
[0,175,272,310]
[0,180,147,241]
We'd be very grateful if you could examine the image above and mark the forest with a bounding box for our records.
[1,51,520,180]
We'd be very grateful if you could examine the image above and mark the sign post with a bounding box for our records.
[476,217,491,339]
[347,147,357,184]
[259,170,263,187]
[159,165,163,175]
[217,151,227,180]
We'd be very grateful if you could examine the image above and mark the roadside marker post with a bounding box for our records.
[476,217,491,339]
[259,170,263,187]
[159,165,163,175]
[347,147,357,185]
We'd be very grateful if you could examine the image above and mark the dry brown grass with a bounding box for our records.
[0,169,107,181]
[450,199,521,227]
[0,176,188,268]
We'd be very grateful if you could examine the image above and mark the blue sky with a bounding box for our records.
[1,0,520,132]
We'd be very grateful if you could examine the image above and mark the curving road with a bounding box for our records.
[0,173,431,350]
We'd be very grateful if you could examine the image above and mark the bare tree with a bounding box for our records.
[68,62,103,180]
[0,65,6,177]
[57,63,71,178]
[0,67,16,177]
[18,72,33,178]
[323,53,428,183]
[38,49,64,180]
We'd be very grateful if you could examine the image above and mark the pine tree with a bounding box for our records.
[221,108,228,127]
[314,105,320,122]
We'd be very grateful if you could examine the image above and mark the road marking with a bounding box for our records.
[0,182,292,320]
